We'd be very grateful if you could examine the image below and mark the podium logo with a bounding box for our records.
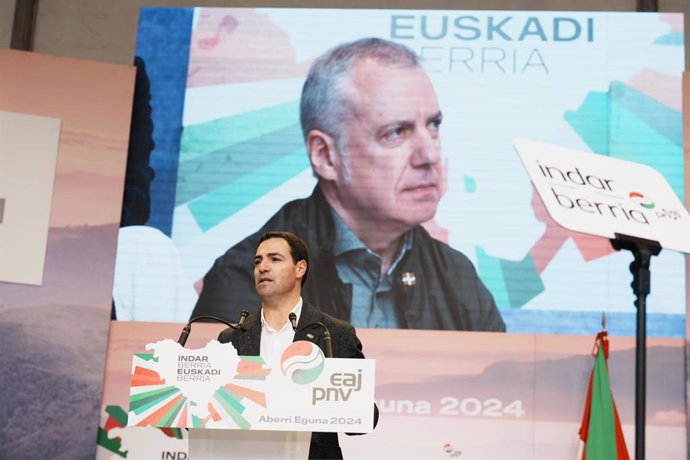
[628,191,655,209]
[281,341,325,384]
[443,442,462,457]
[312,369,363,405]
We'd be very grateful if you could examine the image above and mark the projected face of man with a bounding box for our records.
[315,58,443,240]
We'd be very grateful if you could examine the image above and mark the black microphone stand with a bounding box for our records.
[178,311,249,347]
[289,313,333,358]
[318,325,334,358]
[609,233,661,460]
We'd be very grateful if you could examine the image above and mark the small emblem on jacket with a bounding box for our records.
[306,333,315,339]
[401,272,416,286]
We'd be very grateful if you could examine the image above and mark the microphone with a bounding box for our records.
[294,319,333,358]
[177,323,192,347]
[177,310,249,347]
[237,310,249,328]
[288,312,298,331]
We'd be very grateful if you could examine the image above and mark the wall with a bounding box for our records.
[18,0,689,68]
[0,0,16,48]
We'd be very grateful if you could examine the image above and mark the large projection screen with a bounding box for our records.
[116,8,685,337]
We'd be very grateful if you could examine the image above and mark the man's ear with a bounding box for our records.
[295,259,307,280]
[306,129,339,181]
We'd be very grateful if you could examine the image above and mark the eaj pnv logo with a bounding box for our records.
[281,341,325,384]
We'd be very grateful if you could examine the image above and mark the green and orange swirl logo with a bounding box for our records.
[628,191,655,209]
[280,341,325,384]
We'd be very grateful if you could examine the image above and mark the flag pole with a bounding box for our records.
[610,233,661,460]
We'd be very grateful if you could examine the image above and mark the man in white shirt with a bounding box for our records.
[218,230,374,459]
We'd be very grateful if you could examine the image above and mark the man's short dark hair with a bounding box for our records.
[258,231,310,285]
[299,37,420,151]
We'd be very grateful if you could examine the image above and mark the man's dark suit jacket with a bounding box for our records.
[218,301,375,459]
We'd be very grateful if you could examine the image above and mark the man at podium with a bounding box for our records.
[218,231,375,459]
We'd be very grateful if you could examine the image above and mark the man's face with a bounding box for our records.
[254,237,305,300]
[334,59,443,232]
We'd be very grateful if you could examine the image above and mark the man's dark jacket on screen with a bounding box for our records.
[193,186,506,332]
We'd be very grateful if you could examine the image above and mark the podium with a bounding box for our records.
[126,338,375,459]
[188,429,311,459]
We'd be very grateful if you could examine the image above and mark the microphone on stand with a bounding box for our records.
[289,313,333,358]
[177,310,249,347]
[237,310,249,328]
[317,324,334,358]
[177,324,192,347]
[288,312,298,331]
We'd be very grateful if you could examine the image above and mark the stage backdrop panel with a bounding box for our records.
[97,323,686,459]
[0,50,134,460]
[117,8,686,338]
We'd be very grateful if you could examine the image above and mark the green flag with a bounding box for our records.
[578,331,630,460]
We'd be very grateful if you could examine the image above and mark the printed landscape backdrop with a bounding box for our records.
[98,325,685,459]
[0,50,134,460]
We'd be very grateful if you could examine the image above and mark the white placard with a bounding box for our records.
[0,111,61,285]
[514,138,690,254]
